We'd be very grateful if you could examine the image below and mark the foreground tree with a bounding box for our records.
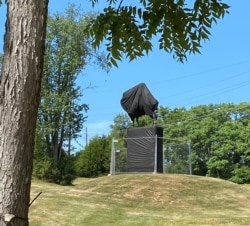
[0,1,48,225]
[0,0,229,225]
[0,53,2,73]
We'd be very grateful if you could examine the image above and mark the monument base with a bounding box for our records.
[126,126,163,173]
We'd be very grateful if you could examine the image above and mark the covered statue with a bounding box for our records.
[120,83,158,126]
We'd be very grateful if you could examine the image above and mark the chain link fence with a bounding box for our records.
[110,137,192,175]
[164,141,192,175]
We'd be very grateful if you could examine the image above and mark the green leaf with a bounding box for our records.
[110,57,118,67]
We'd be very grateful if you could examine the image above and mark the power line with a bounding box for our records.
[166,70,250,99]
[150,59,250,84]
[176,75,250,107]
[83,59,250,94]
[83,75,250,117]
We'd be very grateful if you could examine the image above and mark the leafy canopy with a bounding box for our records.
[87,0,230,66]
[0,0,230,66]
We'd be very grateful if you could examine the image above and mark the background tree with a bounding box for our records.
[207,120,243,179]
[187,104,222,175]
[206,103,250,181]
[33,5,108,184]
[110,113,132,138]
[0,0,230,225]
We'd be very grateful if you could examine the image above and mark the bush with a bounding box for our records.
[230,166,250,184]
[33,157,56,182]
[56,154,77,185]
[33,154,77,185]
[75,135,111,178]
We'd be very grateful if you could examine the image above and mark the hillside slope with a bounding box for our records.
[30,174,250,226]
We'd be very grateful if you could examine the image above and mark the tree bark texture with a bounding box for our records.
[0,0,48,225]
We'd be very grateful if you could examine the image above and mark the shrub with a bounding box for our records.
[33,157,56,181]
[230,166,250,184]
[33,153,77,185]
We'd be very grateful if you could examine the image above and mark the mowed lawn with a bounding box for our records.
[29,174,250,226]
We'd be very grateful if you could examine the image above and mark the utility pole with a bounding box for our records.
[85,127,88,147]
[188,140,192,175]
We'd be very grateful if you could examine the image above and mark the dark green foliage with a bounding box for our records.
[56,153,77,185]
[75,135,111,177]
[33,157,55,181]
[87,0,230,66]
[230,166,250,184]
[33,152,77,185]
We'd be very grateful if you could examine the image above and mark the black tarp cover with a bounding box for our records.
[126,126,163,173]
[120,83,158,122]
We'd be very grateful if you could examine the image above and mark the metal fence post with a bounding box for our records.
[110,138,116,175]
[188,140,192,175]
[154,134,158,174]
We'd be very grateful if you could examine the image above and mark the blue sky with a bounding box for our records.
[1,1,250,149]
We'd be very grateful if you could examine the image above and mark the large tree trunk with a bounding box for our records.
[0,1,48,225]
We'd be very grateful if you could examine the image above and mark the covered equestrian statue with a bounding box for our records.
[120,83,158,126]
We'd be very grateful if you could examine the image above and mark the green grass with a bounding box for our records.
[29,174,250,226]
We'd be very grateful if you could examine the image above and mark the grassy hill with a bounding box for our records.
[29,174,250,226]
